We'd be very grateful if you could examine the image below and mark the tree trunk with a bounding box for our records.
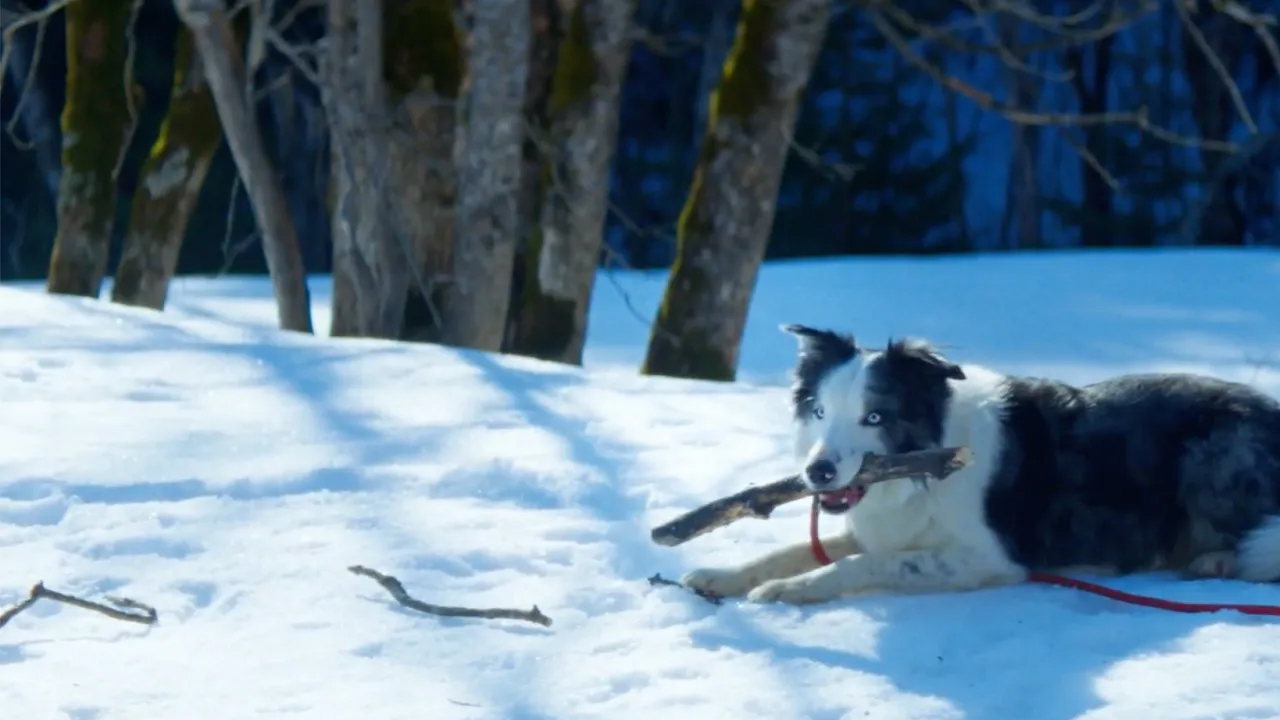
[442,0,531,352]
[112,27,222,310]
[327,0,463,342]
[46,0,135,297]
[325,0,406,339]
[507,0,635,364]
[502,0,562,352]
[642,0,831,381]
[174,0,312,333]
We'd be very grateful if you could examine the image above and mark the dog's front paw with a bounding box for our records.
[681,567,760,598]
[747,577,829,605]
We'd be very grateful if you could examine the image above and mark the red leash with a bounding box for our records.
[807,497,1280,617]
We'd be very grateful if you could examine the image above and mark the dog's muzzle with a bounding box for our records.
[804,458,867,514]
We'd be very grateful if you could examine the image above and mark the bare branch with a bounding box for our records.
[1,3,50,150]
[112,0,147,183]
[647,573,723,605]
[1064,130,1122,192]
[866,7,1239,152]
[0,582,158,630]
[1175,0,1258,135]
[873,0,1154,60]
[348,565,553,627]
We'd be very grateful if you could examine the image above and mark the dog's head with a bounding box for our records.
[783,325,965,514]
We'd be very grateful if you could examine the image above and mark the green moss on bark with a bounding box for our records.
[113,28,223,309]
[712,0,772,120]
[548,3,596,114]
[507,2,597,363]
[641,0,777,383]
[383,0,463,102]
[47,0,136,297]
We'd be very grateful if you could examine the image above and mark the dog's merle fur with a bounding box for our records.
[682,325,1280,605]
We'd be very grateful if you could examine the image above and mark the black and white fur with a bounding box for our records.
[683,325,1280,605]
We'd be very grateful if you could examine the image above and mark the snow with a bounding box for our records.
[2,247,1280,720]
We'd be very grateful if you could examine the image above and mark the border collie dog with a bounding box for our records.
[682,325,1280,605]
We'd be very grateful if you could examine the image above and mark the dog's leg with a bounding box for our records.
[681,533,863,598]
[747,545,1025,605]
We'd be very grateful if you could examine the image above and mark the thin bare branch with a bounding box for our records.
[0,582,158,630]
[112,0,147,183]
[1,5,48,150]
[1064,130,1122,192]
[867,8,1239,152]
[647,573,723,605]
[348,565,553,627]
[872,0,1154,60]
[1175,0,1258,135]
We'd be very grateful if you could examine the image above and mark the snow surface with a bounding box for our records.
[2,248,1280,720]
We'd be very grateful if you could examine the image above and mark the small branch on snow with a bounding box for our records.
[650,446,972,548]
[348,565,553,628]
[0,582,158,630]
[648,573,723,606]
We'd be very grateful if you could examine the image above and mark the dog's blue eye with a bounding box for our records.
[861,411,882,426]
[812,404,824,420]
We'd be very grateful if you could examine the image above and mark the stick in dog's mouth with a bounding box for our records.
[650,446,972,547]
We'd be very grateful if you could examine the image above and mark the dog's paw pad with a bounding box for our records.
[681,568,756,598]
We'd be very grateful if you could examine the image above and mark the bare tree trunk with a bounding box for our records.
[112,27,222,309]
[507,0,635,364]
[45,0,135,297]
[173,0,312,333]
[327,0,462,342]
[325,0,406,339]
[442,0,531,352]
[643,0,831,381]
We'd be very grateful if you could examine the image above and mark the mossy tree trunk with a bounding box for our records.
[112,27,222,310]
[642,0,831,381]
[506,0,636,365]
[46,0,136,297]
[328,0,463,342]
[441,0,531,352]
[174,0,312,333]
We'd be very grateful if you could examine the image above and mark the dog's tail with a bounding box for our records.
[1237,515,1280,582]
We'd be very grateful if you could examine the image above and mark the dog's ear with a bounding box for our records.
[781,324,858,359]
[886,337,965,381]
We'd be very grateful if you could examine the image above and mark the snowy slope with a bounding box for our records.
[2,248,1280,720]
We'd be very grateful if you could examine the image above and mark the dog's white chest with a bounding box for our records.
[846,480,935,552]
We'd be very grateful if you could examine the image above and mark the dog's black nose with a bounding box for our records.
[805,459,838,487]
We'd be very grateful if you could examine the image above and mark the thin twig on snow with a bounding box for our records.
[348,565,553,628]
[648,573,724,606]
[0,581,158,630]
